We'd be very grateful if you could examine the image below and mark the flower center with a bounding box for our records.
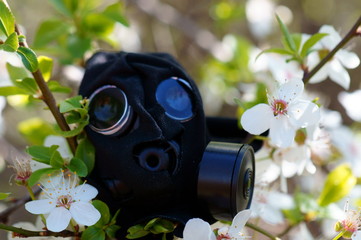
[318,49,330,60]
[57,195,74,209]
[271,99,288,116]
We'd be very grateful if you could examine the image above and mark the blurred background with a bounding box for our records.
[1,0,361,239]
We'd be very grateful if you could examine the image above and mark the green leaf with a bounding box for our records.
[105,224,121,238]
[292,33,302,52]
[102,3,129,27]
[83,13,115,37]
[93,200,111,226]
[0,86,27,96]
[48,0,72,17]
[67,157,88,177]
[33,20,70,48]
[59,95,83,113]
[26,145,59,164]
[66,35,91,59]
[81,226,106,240]
[317,164,357,207]
[50,150,65,168]
[2,32,18,52]
[6,63,30,82]
[17,47,39,72]
[276,14,296,52]
[149,220,175,234]
[28,167,57,186]
[144,218,159,231]
[38,56,53,81]
[0,0,15,36]
[54,120,88,138]
[255,48,294,61]
[15,77,38,94]
[0,192,10,200]
[47,80,72,93]
[126,225,149,239]
[300,33,328,58]
[75,138,95,174]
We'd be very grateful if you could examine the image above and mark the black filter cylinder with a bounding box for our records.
[197,141,255,221]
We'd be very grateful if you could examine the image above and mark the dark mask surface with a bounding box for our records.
[79,52,212,238]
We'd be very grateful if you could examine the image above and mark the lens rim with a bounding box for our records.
[88,85,132,136]
[156,77,194,122]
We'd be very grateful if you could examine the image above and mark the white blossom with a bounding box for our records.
[241,79,320,147]
[25,171,100,232]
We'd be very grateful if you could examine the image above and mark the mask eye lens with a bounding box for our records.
[156,77,194,121]
[88,85,132,135]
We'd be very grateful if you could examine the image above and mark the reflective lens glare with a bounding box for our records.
[156,77,193,121]
[88,85,132,135]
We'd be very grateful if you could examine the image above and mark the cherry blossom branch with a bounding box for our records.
[0,224,78,238]
[14,25,77,154]
[303,15,361,84]
[245,222,281,240]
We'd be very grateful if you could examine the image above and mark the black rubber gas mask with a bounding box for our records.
[79,52,255,238]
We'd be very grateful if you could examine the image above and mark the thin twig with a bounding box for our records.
[0,223,78,238]
[14,25,77,154]
[246,222,282,240]
[303,15,361,84]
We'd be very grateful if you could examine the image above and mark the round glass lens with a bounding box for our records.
[156,77,193,121]
[88,85,130,135]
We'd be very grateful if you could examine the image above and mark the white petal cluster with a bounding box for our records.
[25,171,101,232]
[241,79,320,148]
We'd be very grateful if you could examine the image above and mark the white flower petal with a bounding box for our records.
[319,25,341,49]
[255,159,280,185]
[25,199,56,214]
[328,59,350,89]
[46,207,72,232]
[69,202,101,226]
[281,159,299,178]
[241,104,273,135]
[337,50,360,69]
[73,184,98,202]
[183,218,215,240]
[338,90,361,121]
[269,116,295,148]
[308,64,329,83]
[260,206,285,225]
[229,209,251,237]
[288,100,320,128]
[277,79,304,103]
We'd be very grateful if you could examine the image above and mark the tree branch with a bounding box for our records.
[303,15,361,84]
[14,25,77,154]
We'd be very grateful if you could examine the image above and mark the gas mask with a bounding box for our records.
[79,51,255,238]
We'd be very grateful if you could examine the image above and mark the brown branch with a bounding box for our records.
[1,223,78,238]
[303,15,361,84]
[14,25,77,154]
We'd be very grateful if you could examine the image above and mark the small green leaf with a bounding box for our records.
[54,120,89,138]
[26,145,59,164]
[6,63,30,82]
[83,13,115,37]
[0,192,10,200]
[15,77,38,94]
[0,86,27,96]
[50,150,65,169]
[67,157,88,177]
[255,48,294,61]
[291,33,302,52]
[75,138,95,174]
[93,200,111,226]
[38,56,53,81]
[59,95,83,113]
[28,167,57,186]
[0,0,15,36]
[81,226,106,240]
[105,224,121,238]
[3,32,18,52]
[144,218,159,231]
[47,80,71,93]
[33,20,70,48]
[102,3,129,27]
[300,33,328,58]
[317,164,357,207]
[276,14,296,52]
[66,35,91,59]
[17,47,39,72]
[126,225,149,239]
